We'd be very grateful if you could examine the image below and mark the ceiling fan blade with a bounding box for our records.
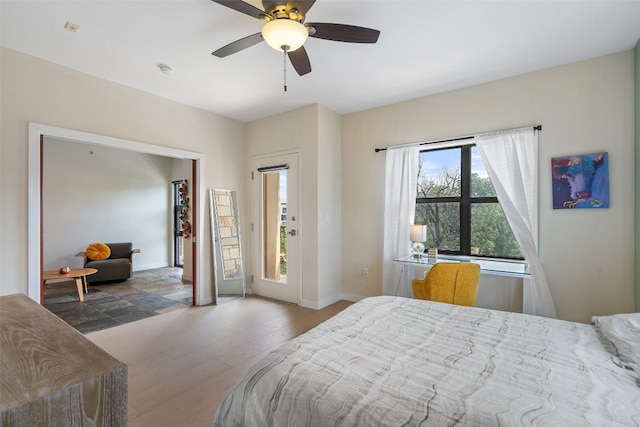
[306,23,380,43]
[288,46,311,76]
[212,33,263,58]
[288,0,316,16]
[211,0,268,20]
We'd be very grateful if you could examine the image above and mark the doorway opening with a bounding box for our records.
[28,123,205,306]
[251,152,299,304]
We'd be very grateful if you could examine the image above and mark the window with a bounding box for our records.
[280,203,287,224]
[415,145,522,259]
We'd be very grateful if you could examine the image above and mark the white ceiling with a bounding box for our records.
[2,0,640,123]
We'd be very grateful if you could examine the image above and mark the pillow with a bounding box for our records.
[86,242,111,261]
[592,313,640,373]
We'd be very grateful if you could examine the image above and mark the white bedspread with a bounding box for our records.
[215,296,640,426]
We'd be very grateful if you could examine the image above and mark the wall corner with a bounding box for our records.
[635,39,640,312]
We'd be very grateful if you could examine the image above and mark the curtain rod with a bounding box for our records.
[374,125,542,153]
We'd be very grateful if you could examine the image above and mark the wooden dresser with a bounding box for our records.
[0,293,127,426]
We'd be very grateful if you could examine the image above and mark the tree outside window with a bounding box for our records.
[415,145,522,259]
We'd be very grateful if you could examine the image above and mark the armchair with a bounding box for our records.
[76,242,140,284]
[411,262,480,307]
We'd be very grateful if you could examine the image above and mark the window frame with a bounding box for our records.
[416,144,523,260]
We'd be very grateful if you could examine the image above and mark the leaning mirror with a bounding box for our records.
[209,189,245,303]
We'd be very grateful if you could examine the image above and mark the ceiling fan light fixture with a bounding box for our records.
[261,19,308,52]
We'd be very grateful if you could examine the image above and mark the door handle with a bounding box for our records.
[288,229,297,236]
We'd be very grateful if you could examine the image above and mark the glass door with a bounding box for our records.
[251,152,299,304]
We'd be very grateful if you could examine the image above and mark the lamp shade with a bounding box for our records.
[410,225,427,242]
[261,19,309,52]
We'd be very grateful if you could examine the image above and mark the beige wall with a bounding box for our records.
[1,45,634,321]
[42,138,174,272]
[316,106,342,304]
[0,47,246,304]
[342,50,636,323]
[246,105,320,306]
[635,39,640,312]
[246,104,342,308]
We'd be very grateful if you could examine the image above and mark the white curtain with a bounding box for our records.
[382,144,419,297]
[475,127,557,318]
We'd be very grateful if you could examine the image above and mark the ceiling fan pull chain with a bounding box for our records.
[283,46,288,92]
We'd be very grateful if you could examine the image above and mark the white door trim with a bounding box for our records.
[27,122,207,304]
[250,151,301,305]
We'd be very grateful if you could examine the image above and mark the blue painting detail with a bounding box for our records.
[551,152,609,209]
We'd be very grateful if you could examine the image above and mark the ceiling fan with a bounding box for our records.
[210,0,381,78]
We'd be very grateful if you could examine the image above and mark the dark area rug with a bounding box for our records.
[43,267,192,334]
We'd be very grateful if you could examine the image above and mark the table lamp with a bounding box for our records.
[410,225,427,258]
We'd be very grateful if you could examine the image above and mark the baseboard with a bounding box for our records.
[300,293,365,310]
[246,291,366,310]
[197,296,213,306]
[299,297,332,310]
[340,293,366,303]
[134,263,171,272]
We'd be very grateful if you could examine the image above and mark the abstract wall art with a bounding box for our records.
[551,152,609,209]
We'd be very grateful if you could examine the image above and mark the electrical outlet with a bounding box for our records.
[363,268,369,277]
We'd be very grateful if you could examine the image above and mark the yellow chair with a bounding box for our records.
[411,262,480,306]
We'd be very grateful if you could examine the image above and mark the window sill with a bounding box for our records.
[394,254,529,278]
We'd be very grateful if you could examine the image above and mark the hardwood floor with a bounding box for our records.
[87,295,352,427]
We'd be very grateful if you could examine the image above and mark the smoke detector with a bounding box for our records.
[158,64,174,75]
[64,21,80,32]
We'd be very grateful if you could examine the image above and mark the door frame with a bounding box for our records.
[250,151,301,305]
[28,122,205,305]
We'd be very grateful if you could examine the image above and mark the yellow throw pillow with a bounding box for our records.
[86,242,111,261]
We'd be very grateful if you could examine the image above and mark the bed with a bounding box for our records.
[215,296,640,426]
